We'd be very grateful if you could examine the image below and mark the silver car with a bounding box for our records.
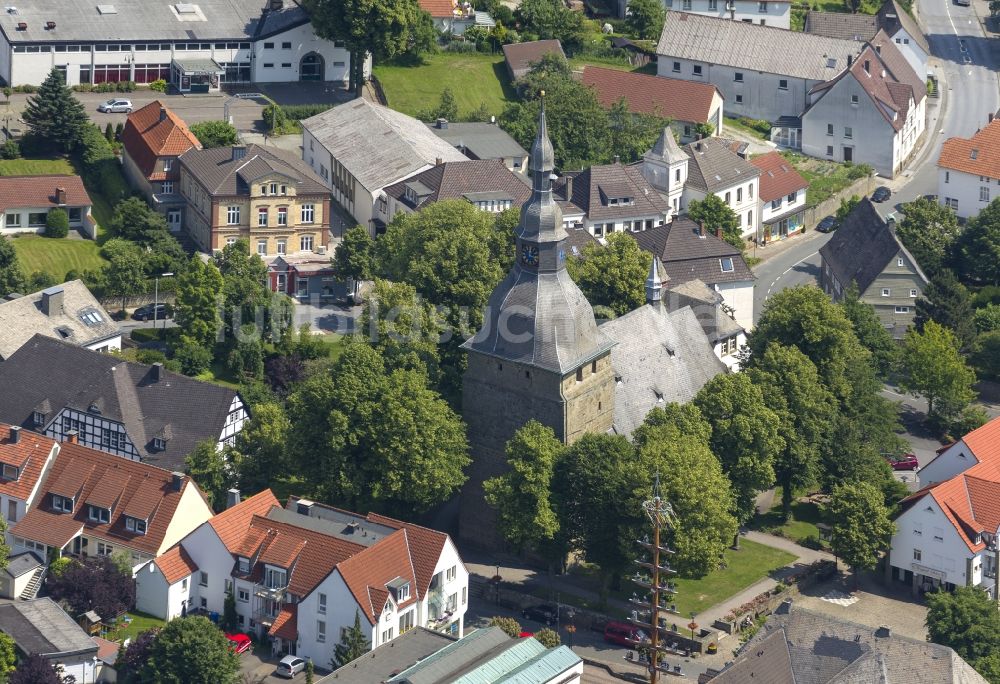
[275,655,306,678]
[97,98,132,113]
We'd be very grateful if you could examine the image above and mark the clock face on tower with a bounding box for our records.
[520,244,539,267]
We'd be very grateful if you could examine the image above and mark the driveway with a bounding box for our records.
[240,650,328,684]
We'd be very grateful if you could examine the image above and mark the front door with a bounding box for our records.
[300,53,324,81]
[843,146,853,163]
[297,278,308,297]
[276,273,286,293]
[167,210,181,233]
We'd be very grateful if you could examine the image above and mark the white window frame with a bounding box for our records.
[277,206,288,226]
[318,593,327,614]
[300,234,313,252]
[52,495,73,513]
[881,288,890,297]
[88,505,110,523]
[301,204,314,223]
[227,206,240,225]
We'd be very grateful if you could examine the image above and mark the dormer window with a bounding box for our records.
[153,437,166,451]
[32,411,46,427]
[720,257,735,272]
[269,182,278,195]
[238,557,250,574]
[265,567,287,589]
[1,464,18,481]
[125,516,147,535]
[52,495,73,513]
[88,505,110,524]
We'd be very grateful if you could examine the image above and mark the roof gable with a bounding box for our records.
[581,65,720,124]
[208,490,281,553]
[939,119,1000,178]
[683,138,760,193]
[630,218,755,286]
[0,425,56,504]
[121,101,201,179]
[750,152,808,201]
[338,528,419,624]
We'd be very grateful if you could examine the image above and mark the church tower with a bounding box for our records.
[641,127,688,218]
[459,99,616,545]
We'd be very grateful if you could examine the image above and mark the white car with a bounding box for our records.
[97,98,132,113]
[275,655,306,678]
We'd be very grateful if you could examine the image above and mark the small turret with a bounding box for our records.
[646,256,665,308]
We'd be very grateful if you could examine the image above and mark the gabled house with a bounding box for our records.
[750,150,809,242]
[9,439,212,573]
[0,281,120,360]
[664,276,745,371]
[137,491,468,664]
[0,425,59,526]
[554,162,670,239]
[382,159,530,220]
[645,0,792,29]
[502,39,564,80]
[121,101,202,232]
[918,416,1000,489]
[937,116,1000,219]
[640,127,689,219]
[819,198,928,337]
[0,335,248,471]
[0,175,96,239]
[582,66,724,144]
[426,120,529,172]
[682,137,761,240]
[802,34,926,177]
[418,0,477,34]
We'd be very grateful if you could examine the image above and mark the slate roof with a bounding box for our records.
[750,151,808,202]
[684,138,761,194]
[11,440,203,555]
[603,304,726,436]
[665,278,744,342]
[502,39,565,77]
[939,118,1000,178]
[383,159,530,211]
[582,66,722,124]
[121,101,201,181]
[630,218,755,286]
[5,551,42,579]
[0,598,96,658]
[318,628,456,683]
[0,335,243,471]
[656,11,859,81]
[818,197,928,293]
[0,425,56,504]
[0,175,91,213]
[302,99,465,193]
[877,0,930,54]
[178,143,327,198]
[0,280,119,361]
[554,163,669,222]
[713,605,988,683]
[427,121,529,161]
[646,127,688,165]
[804,11,878,41]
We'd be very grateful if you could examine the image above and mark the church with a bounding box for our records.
[459,104,733,545]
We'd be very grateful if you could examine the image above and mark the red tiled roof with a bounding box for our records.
[367,512,449,597]
[258,531,306,570]
[0,425,57,504]
[208,490,280,554]
[418,0,456,17]
[121,101,201,181]
[751,151,809,202]
[154,545,198,585]
[582,66,721,125]
[910,454,1000,552]
[0,175,91,214]
[338,528,419,625]
[91,636,119,664]
[502,40,565,75]
[961,415,1000,462]
[939,119,1000,178]
[269,605,298,641]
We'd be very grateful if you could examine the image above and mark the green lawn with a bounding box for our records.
[751,488,826,547]
[373,52,515,119]
[0,157,74,176]
[778,151,872,206]
[723,116,770,141]
[105,611,166,643]
[10,233,107,280]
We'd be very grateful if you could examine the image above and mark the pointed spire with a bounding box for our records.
[647,127,687,165]
[530,91,555,193]
[518,91,566,246]
[646,256,664,306]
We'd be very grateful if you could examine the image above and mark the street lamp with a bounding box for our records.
[153,272,173,330]
[565,609,576,649]
[492,564,502,607]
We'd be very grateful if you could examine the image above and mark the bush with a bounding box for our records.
[446,39,480,53]
[104,122,114,142]
[10,84,37,93]
[149,79,167,92]
[262,104,287,131]
[279,104,335,121]
[174,338,213,376]
[489,616,522,638]
[136,349,167,365]
[0,139,18,160]
[47,556,73,580]
[45,208,69,238]
[534,628,560,648]
[737,116,772,136]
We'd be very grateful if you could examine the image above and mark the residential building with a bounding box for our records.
[937,116,1000,219]
[0,175,95,238]
[0,425,59,527]
[582,66,725,144]
[0,598,101,683]
[120,101,202,231]
[136,491,469,665]
[0,0,359,88]
[664,276,745,370]
[803,10,877,41]
[631,218,756,332]
[382,159,531,220]
[301,99,465,232]
[178,143,331,256]
[708,602,988,683]
[656,12,858,123]
[9,439,212,573]
[427,119,530,172]
[554,162,670,238]
[645,0,791,28]
[682,137,761,240]
[802,35,926,177]
[0,281,119,361]
[418,0,478,33]
[502,39,565,80]
[818,198,928,337]
[640,127,690,218]
[267,255,338,300]
[918,416,1000,490]
[0,335,248,471]
[751,150,808,242]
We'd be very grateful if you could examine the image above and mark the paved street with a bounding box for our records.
[751,228,833,324]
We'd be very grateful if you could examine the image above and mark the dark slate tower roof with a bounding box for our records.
[462,99,614,374]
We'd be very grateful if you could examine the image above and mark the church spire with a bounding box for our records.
[519,92,566,249]
[646,256,664,307]
[530,92,555,192]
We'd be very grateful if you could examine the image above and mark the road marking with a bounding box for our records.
[763,249,820,301]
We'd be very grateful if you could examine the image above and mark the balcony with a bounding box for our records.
[255,584,286,602]
[427,610,459,633]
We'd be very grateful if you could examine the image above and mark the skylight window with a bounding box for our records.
[971,149,979,160]
[720,257,735,272]
[96,4,117,14]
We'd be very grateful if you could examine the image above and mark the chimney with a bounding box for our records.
[699,221,706,238]
[613,154,621,164]
[41,286,64,317]
[715,227,723,239]
[231,144,246,161]
[159,106,167,122]
[847,55,853,66]
[226,488,241,509]
[55,186,66,205]
[171,472,183,491]
[565,174,573,200]
[695,141,703,151]
[66,430,78,444]
[9,426,20,444]
[990,113,995,123]
[863,59,870,74]
[436,118,448,129]
[435,157,443,166]
[151,362,163,382]
[875,625,891,638]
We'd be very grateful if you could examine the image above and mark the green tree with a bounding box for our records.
[174,336,213,376]
[972,329,1000,380]
[899,320,977,423]
[227,324,265,380]
[102,240,147,312]
[419,87,459,122]
[0,238,26,297]
[22,67,88,153]
[566,231,651,316]
[974,303,1000,333]
[687,193,742,250]
[45,208,69,238]
[174,256,224,347]
[835,195,860,223]
[221,590,238,632]
[332,610,370,668]
[516,0,586,50]
[534,628,561,648]
[360,279,443,382]
[956,197,1000,285]
[693,374,782,544]
[231,401,289,493]
[488,616,523,639]
[991,0,1000,16]
[104,122,114,142]
[626,0,665,38]
[827,481,895,582]
[926,586,1000,669]
[185,439,230,512]
[607,98,669,164]
[214,239,270,337]
[633,405,738,578]
[483,421,561,553]
[188,120,239,148]
[142,616,240,684]
[332,225,375,289]
[839,283,898,378]
[0,632,14,680]
[896,197,959,277]
[914,269,976,351]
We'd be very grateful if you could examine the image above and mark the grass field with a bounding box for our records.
[10,233,106,280]
[0,158,74,176]
[780,151,872,206]
[106,611,166,643]
[374,52,516,119]
[751,487,826,547]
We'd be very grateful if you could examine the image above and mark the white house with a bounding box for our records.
[137,491,469,665]
[0,425,59,528]
[918,416,1000,487]
[751,150,809,243]
[938,116,1000,220]
[682,138,761,240]
[655,0,792,28]
[641,127,690,218]
[554,163,670,239]
[0,175,96,239]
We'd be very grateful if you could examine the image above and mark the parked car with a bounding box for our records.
[275,655,306,678]
[885,453,919,471]
[872,186,892,203]
[225,632,251,654]
[604,621,648,647]
[132,303,173,321]
[522,604,559,626]
[816,216,838,233]
[97,98,133,113]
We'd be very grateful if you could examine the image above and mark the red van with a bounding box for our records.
[604,621,647,647]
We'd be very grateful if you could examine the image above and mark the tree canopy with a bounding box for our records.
[188,120,239,148]
[332,610,370,668]
[899,320,977,424]
[567,231,651,317]
[955,197,1000,285]
[174,256,224,348]
[926,585,1000,677]
[22,68,89,153]
[47,555,135,621]
[914,269,976,351]
[896,197,959,277]
[839,283,898,378]
[515,0,587,50]
[142,616,240,684]
[331,225,375,285]
[214,239,271,337]
[827,481,895,579]
[687,194,742,250]
[626,0,665,39]
[0,237,25,297]
[9,655,74,684]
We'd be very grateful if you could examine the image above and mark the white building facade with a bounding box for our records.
[660,0,792,29]
[938,118,1000,220]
